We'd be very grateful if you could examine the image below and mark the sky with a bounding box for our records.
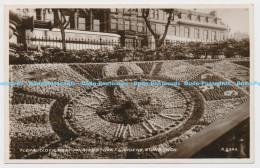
[196,8,250,35]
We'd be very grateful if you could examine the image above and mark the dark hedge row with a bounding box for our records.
[9,39,250,64]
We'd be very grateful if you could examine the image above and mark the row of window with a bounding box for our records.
[110,8,222,25]
[111,19,145,32]
[110,8,160,20]
[166,25,226,40]
[180,13,221,25]
[183,27,224,40]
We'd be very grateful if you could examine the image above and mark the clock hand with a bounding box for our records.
[117,85,143,111]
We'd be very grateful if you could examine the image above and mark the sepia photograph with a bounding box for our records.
[4,4,253,163]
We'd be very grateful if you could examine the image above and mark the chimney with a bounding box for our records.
[209,10,217,17]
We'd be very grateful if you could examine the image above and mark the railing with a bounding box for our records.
[25,37,121,50]
[21,36,219,51]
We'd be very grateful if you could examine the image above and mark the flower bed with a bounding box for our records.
[75,64,107,79]
[9,104,60,159]
[200,98,248,124]
[135,62,155,74]
[10,64,89,100]
[152,62,163,76]
[128,80,205,148]
[189,72,246,101]
[185,59,220,66]
[9,60,249,159]
[102,62,143,78]
[158,61,205,81]
[69,64,95,80]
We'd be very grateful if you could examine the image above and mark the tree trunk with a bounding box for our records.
[53,9,69,52]
[155,39,162,48]
[60,27,66,52]
[142,9,174,49]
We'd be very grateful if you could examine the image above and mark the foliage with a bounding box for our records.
[10,39,250,64]
[9,10,22,25]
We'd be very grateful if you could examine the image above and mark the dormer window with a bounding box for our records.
[200,16,205,22]
[191,15,196,21]
[208,18,213,24]
[217,19,221,25]
[181,13,187,19]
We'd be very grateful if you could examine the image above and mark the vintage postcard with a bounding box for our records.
[4,3,254,163]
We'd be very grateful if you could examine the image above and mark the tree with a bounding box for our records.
[53,9,71,52]
[52,8,104,52]
[141,9,178,48]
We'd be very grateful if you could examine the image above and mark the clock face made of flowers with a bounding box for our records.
[50,71,204,148]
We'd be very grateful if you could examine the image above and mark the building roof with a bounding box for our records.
[177,8,220,19]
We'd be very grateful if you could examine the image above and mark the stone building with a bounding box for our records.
[13,8,230,48]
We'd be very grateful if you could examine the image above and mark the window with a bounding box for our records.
[151,24,156,34]
[191,15,196,21]
[184,27,189,38]
[161,25,166,34]
[138,22,144,33]
[195,29,199,39]
[155,10,159,19]
[200,16,205,22]
[110,9,117,13]
[124,8,130,15]
[217,19,221,25]
[151,9,155,18]
[173,26,176,35]
[222,34,226,40]
[203,30,208,40]
[208,18,214,24]
[211,31,216,41]
[181,13,187,19]
[204,17,208,23]
[131,21,137,31]
[168,26,176,35]
[124,20,130,30]
[195,16,200,22]
[36,9,42,20]
[163,11,167,21]
[118,19,124,30]
[111,19,117,30]
[69,14,75,29]
[93,19,100,32]
[78,18,85,30]
[216,32,221,41]
[42,9,47,21]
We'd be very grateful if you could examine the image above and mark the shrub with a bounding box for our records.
[10,39,250,64]
[9,42,21,50]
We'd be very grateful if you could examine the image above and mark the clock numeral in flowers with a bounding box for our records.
[159,113,182,120]
[114,124,133,138]
[86,89,108,102]
[149,85,163,93]
[142,120,163,133]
